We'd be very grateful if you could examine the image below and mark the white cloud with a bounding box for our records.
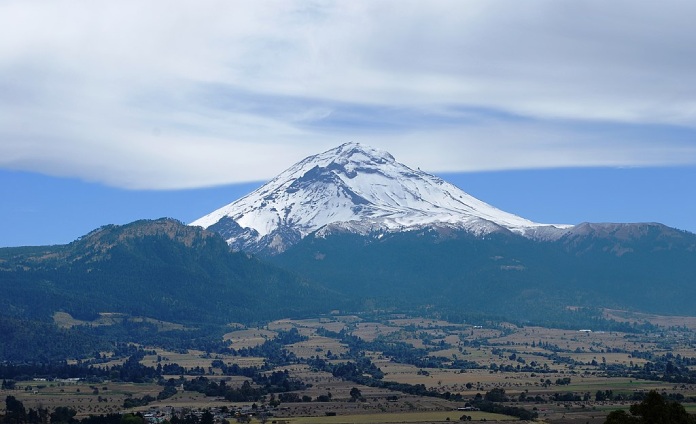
[1,0,695,188]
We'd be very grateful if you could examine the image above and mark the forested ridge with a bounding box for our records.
[0,219,335,326]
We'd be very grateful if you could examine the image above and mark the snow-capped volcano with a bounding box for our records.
[191,143,569,253]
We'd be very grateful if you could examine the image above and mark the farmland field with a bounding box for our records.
[3,309,696,423]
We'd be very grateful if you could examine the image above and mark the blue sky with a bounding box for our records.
[3,165,695,247]
[2,1,696,246]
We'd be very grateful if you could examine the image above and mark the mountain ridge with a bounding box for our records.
[0,218,336,324]
[269,220,696,318]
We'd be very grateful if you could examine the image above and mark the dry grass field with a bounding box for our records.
[6,309,696,423]
[53,312,189,332]
[1,381,161,417]
[285,337,349,360]
[604,309,696,331]
[223,328,278,349]
[139,348,268,372]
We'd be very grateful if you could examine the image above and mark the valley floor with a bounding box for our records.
[4,309,696,423]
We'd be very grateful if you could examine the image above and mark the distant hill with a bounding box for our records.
[269,221,696,320]
[0,219,336,325]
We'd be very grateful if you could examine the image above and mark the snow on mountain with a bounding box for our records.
[190,143,570,253]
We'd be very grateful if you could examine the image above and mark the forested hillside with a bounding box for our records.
[0,219,337,325]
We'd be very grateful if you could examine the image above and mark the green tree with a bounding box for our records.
[4,396,27,424]
[604,391,696,424]
[605,410,639,424]
[484,388,507,402]
[50,406,77,424]
[199,411,214,424]
[120,414,145,424]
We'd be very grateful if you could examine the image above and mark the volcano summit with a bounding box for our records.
[191,143,569,254]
